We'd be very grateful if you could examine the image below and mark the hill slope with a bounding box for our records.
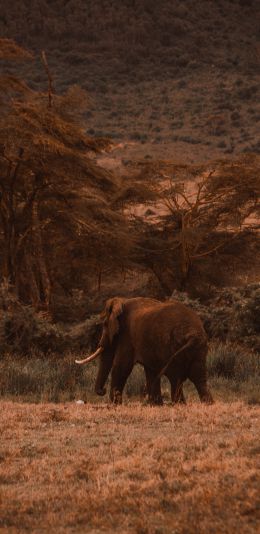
[1,0,259,75]
[1,0,260,161]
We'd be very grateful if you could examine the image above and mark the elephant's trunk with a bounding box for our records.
[95,352,113,396]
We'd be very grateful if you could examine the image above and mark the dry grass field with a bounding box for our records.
[0,400,259,533]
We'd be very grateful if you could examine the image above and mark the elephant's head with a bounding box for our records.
[75,297,124,396]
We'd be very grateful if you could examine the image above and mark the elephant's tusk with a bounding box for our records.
[75,346,103,365]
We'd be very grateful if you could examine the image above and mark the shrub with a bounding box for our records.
[237,85,258,100]
[68,317,102,351]
[0,283,101,354]
[171,284,260,350]
[0,283,65,354]
[207,342,259,382]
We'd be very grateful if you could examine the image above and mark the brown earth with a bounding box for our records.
[0,400,259,533]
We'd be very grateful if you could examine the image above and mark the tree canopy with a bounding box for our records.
[0,39,133,310]
[134,156,260,294]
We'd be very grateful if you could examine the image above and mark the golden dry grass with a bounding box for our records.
[0,400,259,533]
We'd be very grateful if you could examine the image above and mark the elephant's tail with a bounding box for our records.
[156,337,195,380]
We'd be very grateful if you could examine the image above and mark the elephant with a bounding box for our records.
[75,297,214,405]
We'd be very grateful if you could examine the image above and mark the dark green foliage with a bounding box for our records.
[208,342,259,382]
[0,283,65,353]
[0,282,102,354]
[67,317,102,352]
[171,284,260,350]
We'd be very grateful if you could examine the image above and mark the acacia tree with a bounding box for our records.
[0,39,132,310]
[136,156,260,294]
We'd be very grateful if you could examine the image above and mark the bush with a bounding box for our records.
[207,342,259,382]
[0,283,65,354]
[171,284,260,350]
[0,283,101,354]
[68,317,102,351]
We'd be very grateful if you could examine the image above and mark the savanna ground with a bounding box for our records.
[0,283,259,534]
[0,395,259,534]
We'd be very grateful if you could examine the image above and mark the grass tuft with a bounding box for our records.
[0,354,97,402]
[208,342,259,382]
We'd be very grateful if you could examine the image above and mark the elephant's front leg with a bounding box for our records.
[110,360,133,404]
[144,367,163,405]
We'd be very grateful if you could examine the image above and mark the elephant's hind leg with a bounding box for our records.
[188,360,214,404]
[170,377,186,404]
[144,367,163,405]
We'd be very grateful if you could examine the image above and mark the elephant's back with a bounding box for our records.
[130,298,207,349]
[160,300,205,332]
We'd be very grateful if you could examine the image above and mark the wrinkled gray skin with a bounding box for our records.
[94,297,214,405]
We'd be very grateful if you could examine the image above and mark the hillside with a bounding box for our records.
[1,0,260,161]
[1,1,259,74]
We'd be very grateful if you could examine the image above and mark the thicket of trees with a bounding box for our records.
[0,39,138,312]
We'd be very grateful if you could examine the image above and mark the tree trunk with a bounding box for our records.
[179,213,191,289]
[149,262,176,295]
[22,253,42,308]
[31,201,51,310]
[0,192,16,285]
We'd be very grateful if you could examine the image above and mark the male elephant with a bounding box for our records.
[75,297,213,405]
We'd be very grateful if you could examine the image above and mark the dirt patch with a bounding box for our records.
[0,400,259,532]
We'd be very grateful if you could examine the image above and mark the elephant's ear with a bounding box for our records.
[106,298,124,344]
